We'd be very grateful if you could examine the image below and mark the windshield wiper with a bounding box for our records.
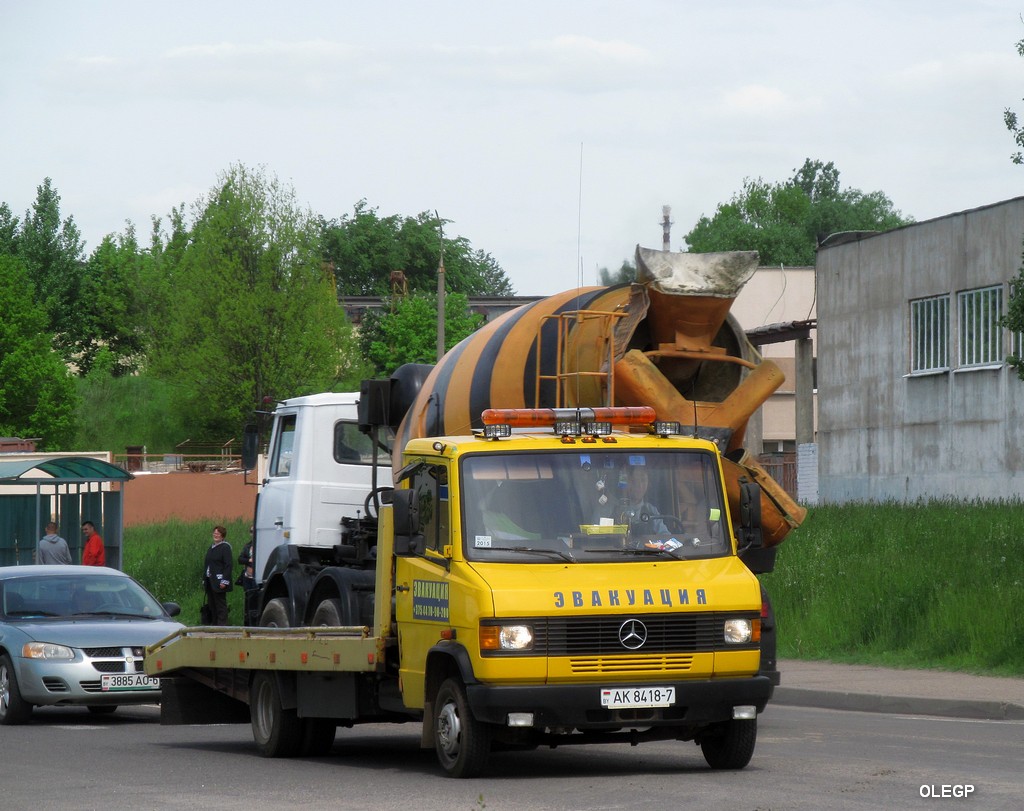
[73,610,148,619]
[580,546,688,560]
[487,546,577,563]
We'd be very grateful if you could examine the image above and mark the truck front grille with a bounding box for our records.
[481,612,758,657]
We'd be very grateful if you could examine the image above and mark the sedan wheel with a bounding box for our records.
[0,654,33,725]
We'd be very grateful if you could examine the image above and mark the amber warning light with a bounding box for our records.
[480,407,657,438]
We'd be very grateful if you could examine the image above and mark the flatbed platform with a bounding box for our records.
[145,625,388,676]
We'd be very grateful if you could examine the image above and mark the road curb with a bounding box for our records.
[773,686,1024,721]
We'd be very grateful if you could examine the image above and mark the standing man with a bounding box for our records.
[81,521,106,566]
[37,522,73,565]
[203,525,233,625]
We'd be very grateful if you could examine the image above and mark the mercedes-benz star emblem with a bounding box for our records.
[618,619,648,650]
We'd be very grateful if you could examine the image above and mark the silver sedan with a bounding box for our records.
[0,565,183,723]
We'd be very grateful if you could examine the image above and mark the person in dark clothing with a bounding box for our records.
[235,526,256,591]
[203,525,233,625]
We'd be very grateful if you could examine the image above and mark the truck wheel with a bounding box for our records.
[434,677,490,778]
[300,718,336,756]
[0,654,33,725]
[259,598,291,628]
[310,598,345,626]
[700,718,757,769]
[250,672,302,757]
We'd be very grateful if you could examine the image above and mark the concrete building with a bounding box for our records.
[816,197,1024,502]
[732,265,817,455]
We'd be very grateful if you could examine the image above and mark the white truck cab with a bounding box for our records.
[254,392,393,588]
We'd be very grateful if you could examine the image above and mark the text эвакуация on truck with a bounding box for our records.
[144,246,805,777]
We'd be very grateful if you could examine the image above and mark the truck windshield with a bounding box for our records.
[460,449,730,563]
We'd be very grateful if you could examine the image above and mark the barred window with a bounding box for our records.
[910,295,949,373]
[957,286,1003,367]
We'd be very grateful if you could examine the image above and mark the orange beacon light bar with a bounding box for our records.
[480,407,657,435]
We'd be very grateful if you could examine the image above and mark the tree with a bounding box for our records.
[0,255,79,448]
[322,201,514,297]
[17,178,86,361]
[0,202,19,256]
[69,227,148,376]
[598,259,637,286]
[1005,33,1024,164]
[684,159,911,265]
[148,164,359,439]
[1001,30,1024,376]
[359,291,483,375]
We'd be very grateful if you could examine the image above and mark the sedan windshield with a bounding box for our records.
[2,574,168,619]
[461,449,730,563]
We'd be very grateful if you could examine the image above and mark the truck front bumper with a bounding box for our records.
[466,675,773,730]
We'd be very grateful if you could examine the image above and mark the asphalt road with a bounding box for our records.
[2,703,1021,811]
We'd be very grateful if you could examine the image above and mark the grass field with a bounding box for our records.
[125,518,252,627]
[123,503,1024,677]
[761,501,1024,676]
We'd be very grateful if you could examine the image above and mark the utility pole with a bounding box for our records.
[661,205,672,252]
[436,211,445,361]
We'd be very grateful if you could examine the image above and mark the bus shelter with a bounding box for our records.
[0,456,133,568]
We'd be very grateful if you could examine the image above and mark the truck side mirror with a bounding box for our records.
[242,423,260,471]
[392,489,424,556]
[738,479,764,551]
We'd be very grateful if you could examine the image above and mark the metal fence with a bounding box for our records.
[757,453,797,499]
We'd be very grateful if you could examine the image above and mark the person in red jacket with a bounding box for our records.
[81,521,106,566]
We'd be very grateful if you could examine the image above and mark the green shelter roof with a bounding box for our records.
[0,456,133,484]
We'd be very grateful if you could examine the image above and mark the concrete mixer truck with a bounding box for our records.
[145,247,804,777]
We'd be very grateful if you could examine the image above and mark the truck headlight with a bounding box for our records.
[480,624,534,651]
[723,618,753,644]
[23,642,75,660]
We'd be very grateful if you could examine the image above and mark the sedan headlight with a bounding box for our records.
[23,642,75,660]
[723,618,753,644]
[480,623,534,651]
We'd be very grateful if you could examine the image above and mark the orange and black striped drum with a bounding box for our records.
[394,285,636,452]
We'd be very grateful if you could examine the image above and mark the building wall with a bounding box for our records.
[124,471,257,526]
[816,197,1024,502]
[732,266,817,451]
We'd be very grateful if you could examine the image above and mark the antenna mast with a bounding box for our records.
[436,210,445,361]
[661,205,673,251]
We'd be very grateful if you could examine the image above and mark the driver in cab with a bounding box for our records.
[620,465,669,535]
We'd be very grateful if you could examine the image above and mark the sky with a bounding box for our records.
[2,1,1022,296]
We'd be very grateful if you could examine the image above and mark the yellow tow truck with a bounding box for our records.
[147,405,774,777]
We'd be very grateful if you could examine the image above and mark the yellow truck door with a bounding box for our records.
[394,461,452,709]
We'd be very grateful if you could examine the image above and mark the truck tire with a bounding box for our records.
[250,672,302,757]
[0,654,33,725]
[700,718,757,769]
[300,718,336,756]
[310,598,345,626]
[259,597,291,628]
[434,677,490,778]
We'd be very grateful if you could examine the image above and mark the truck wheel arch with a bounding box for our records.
[420,642,477,745]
